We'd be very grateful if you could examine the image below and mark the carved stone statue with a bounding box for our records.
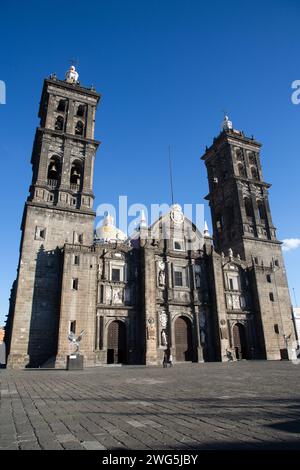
[161,330,168,346]
[159,270,165,286]
[159,311,168,328]
[68,330,85,354]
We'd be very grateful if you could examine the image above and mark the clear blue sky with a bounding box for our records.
[1,0,300,325]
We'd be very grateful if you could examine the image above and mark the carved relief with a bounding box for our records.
[232,295,240,310]
[159,311,168,328]
[112,287,123,304]
[238,181,250,197]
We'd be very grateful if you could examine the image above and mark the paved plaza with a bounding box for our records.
[1,361,300,450]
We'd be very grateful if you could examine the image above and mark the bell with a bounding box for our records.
[73,169,80,177]
[51,164,58,173]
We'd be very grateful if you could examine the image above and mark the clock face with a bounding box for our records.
[171,209,184,224]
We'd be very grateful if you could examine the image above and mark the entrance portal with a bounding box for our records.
[174,316,193,362]
[233,323,248,359]
[107,321,126,364]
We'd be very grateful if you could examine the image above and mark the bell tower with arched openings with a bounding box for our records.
[7,67,101,368]
[201,115,278,259]
[30,65,100,213]
[201,116,295,361]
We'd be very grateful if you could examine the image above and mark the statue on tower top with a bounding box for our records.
[221,114,233,131]
[65,65,79,84]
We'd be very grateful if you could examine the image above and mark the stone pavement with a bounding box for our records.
[1,361,300,450]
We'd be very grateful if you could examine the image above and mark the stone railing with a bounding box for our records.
[47,179,58,188]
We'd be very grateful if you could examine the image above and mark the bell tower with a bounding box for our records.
[201,117,296,360]
[201,115,278,259]
[7,67,101,368]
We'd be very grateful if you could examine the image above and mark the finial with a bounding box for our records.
[140,210,147,229]
[222,113,233,131]
[65,65,79,84]
[228,248,233,260]
[203,221,210,237]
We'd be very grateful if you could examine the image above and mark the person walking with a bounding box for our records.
[168,352,173,367]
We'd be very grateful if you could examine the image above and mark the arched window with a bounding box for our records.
[57,99,67,112]
[257,200,266,220]
[248,153,256,165]
[76,105,86,117]
[47,156,60,186]
[55,115,64,131]
[75,120,84,136]
[70,160,82,187]
[251,166,258,180]
[238,163,246,177]
[244,197,253,218]
[236,149,243,161]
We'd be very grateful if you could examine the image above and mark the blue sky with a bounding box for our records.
[0,0,300,325]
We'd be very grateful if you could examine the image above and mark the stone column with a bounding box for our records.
[143,245,158,364]
[66,100,75,134]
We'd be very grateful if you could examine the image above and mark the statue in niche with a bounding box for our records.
[161,329,168,346]
[159,311,168,328]
[159,270,165,286]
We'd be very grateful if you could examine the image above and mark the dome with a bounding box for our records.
[95,213,127,243]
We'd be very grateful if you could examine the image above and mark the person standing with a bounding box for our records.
[163,349,168,368]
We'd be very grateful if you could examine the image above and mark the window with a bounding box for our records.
[274,260,279,267]
[174,270,183,287]
[76,104,86,117]
[74,255,80,266]
[236,149,243,161]
[274,324,279,334]
[47,157,60,183]
[248,153,256,165]
[73,232,83,244]
[228,275,239,291]
[269,292,274,302]
[238,163,246,177]
[57,99,67,112]
[70,160,82,186]
[251,166,259,180]
[174,240,184,251]
[266,274,271,283]
[75,120,84,136]
[70,321,76,334]
[112,268,121,282]
[35,226,46,240]
[244,197,253,218]
[55,115,64,131]
[216,214,223,231]
[257,200,266,220]
[72,278,79,290]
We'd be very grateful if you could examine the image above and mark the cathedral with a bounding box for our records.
[5,66,296,369]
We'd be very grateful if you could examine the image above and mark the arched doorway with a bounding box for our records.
[107,321,126,364]
[174,316,193,362]
[233,323,248,360]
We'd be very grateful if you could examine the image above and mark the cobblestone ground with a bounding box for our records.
[1,361,300,450]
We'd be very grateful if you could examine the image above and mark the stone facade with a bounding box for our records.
[5,72,297,369]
